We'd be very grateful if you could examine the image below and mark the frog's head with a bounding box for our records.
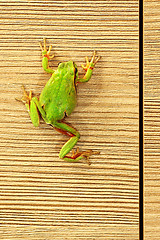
[58,61,78,84]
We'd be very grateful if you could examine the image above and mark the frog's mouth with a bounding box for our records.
[74,67,78,78]
[73,62,78,81]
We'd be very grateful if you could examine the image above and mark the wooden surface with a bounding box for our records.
[0,1,139,239]
[144,0,160,239]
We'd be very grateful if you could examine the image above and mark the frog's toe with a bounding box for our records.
[39,38,54,59]
[81,149,100,165]
[47,45,54,58]
[16,86,32,105]
[81,51,101,71]
[91,51,101,65]
[39,38,46,51]
[81,57,90,71]
[73,149,100,165]
[39,41,43,52]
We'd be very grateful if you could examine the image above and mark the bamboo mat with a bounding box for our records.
[0,1,139,239]
[144,0,160,239]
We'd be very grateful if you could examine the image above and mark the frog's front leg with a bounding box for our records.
[52,121,98,164]
[77,51,100,83]
[39,38,55,74]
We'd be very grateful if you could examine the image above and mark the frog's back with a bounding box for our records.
[39,61,77,122]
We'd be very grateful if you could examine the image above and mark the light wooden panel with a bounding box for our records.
[144,0,160,239]
[0,1,139,239]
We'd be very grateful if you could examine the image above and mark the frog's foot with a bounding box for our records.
[80,149,100,165]
[81,51,101,71]
[15,85,32,105]
[68,147,100,165]
[39,38,54,59]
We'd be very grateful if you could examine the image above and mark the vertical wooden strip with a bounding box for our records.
[144,0,160,239]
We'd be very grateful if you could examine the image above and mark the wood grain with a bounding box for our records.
[144,0,160,239]
[0,1,139,239]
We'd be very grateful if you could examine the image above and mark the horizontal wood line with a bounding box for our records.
[0,0,138,3]
[0,123,139,127]
[0,129,139,135]
[1,26,138,32]
[0,144,138,150]
[0,190,138,195]
[0,204,138,211]
[0,47,138,51]
[0,171,138,179]
[0,186,138,191]
[0,219,139,224]
[0,192,138,197]
[0,5,137,8]
[0,3,138,7]
[0,147,138,152]
[0,16,138,22]
[0,177,138,183]
[1,111,139,115]
[1,15,138,20]
[0,32,139,37]
[0,6,138,11]
[0,8,138,13]
[0,198,138,205]
[0,22,139,28]
[0,19,138,25]
[0,39,138,43]
[1,108,139,113]
[0,184,138,190]
[143,154,160,157]
[0,133,139,138]
[0,217,138,221]
[0,210,138,215]
[0,159,138,164]
[0,158,138,165]
[0,209,138,216]
[0,59,138,63]
[0,1,138,4]
[0,222,139,227]
[0,217,138,223]
[0,222,138,228]
[0,20,138,28]
[0,147,138,153]
[0,36,138,40]
[0,165,138,173]
[1,135,138,140]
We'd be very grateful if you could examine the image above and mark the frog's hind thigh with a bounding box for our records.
[52,121,82,162]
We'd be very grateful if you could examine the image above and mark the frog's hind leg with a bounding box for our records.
[53,121,99,164]
[16,86,46,127]
[16,85,34,114]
